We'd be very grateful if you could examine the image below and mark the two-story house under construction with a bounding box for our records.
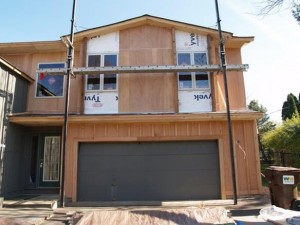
[0,15,262,204]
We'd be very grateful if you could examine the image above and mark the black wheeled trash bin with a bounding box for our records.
[264,166,300,209]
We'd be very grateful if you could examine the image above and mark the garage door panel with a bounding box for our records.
[92,154,218,172]
[80,156,218,173]
[78,141,220,201]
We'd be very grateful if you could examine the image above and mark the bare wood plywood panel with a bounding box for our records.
[2,51,84,114]
[246,121,263,193]
[129,124,142,137]
[207,35,217,112]
[153,124,165,137]
[221,122,233,196]
[199,122,212,136]
[119,25,177,113]
[27,52,66,113]
[233,121,249,194]
[163,124,176,136]
[106,124,119,137]
[211,47,247,112]
[252,121,263,194]
[94,125,106,138]
[1,54,34,77]
[226,48,247,110]
[175,123,188,136]
[188,123,200,136]
[65,120,262,202]
[120,25,173,50]
[119,73,176,113]
[210,121,223,136]
[117,124,130,137]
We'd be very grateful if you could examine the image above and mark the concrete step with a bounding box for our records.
[45,209,82,225]
[2,194,59,209]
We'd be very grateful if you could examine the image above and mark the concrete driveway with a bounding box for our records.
[0,195,276,225]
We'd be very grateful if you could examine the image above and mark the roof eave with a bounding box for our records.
[226,36,254,48]
[63,14,234,42]
[0,40,66,54]
[0,56,34,82]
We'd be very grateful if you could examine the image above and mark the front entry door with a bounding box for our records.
[39,135,61,187]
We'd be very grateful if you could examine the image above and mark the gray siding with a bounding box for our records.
[0,63,29,196]
[1,124,26,194]
[13,77,28,113]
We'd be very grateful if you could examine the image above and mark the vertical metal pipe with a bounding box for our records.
[59,0,77,207]
[214,0,238,205]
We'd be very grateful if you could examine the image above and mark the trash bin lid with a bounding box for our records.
[267,166,300,172]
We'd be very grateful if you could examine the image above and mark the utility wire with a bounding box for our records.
[265,101,300,115]
[74,22,89,31]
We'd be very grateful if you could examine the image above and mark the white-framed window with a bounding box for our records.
[86,54,118,91]
[36,62,65,97]
[177,52,210,90]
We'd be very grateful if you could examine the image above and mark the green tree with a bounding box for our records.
[258,0,300,25]
[248,100,276,161]
[262,116,300,166]
[298,93,300,112]
[248,100,276,134]
[281,93,299,120]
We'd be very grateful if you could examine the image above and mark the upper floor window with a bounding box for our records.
[36,63,65,97]
[177,52,209,90]
[86,54,117,91]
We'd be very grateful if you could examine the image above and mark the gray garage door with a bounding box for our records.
[77,141,220,201]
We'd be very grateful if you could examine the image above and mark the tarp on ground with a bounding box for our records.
[76,207,235,225]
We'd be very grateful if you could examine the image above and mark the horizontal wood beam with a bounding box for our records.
[8,111,262,126]
[37,64,249,75]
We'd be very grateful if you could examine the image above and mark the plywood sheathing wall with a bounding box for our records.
[212,46,247,112]
[64,120,262,202]
[207,35,217,112]
[2,51,82,114]
[118,25,177,113]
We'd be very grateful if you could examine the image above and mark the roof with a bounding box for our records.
[0,40,65,54]
[66,14,254,48]
[0,56,34,82]
[71,14,232,38]
[0,14,254,54]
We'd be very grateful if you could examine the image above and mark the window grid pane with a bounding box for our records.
[179,73,192,89]
[178,53,191,66]
[36,63,65,97]
[178,53,192,89]
[43,136,60,182]
[103,74,117,90]
[195,73,209,88]
[86,54,118,91]
[194,53,207,65]
[104,55,117,90]
[104,55,117,67]
[87,55,101,90]
[88,55,101,67]
[87,74,100,90]
[177,52,210,90]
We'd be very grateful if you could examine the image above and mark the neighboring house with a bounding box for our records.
[0,57,33,196]
[0,15,262,204]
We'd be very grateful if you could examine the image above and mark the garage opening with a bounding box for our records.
[77,141,220,202]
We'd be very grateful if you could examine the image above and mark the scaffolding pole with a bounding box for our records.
[60,0,76,208]
[215,0,238,205]
[37,64,248,75]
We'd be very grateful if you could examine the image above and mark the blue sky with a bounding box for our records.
[1,0,299,122]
